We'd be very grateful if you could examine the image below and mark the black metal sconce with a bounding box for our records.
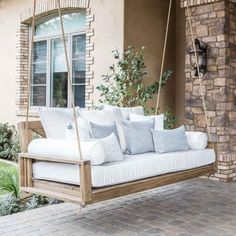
[188,38,207,77]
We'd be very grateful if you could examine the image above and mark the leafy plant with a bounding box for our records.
[0,193,21,216]
[25,195,61,210]
[97,46,175,128]
[0,123,20,161]
[0,171,19,198]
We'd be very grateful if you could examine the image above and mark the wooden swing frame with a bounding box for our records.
[18,121,217,206]
[18,0,217,207]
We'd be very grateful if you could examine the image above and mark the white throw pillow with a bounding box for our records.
[78,108,122,124]
[103,104,144,120]
[78,108,126,152]
[39,107,79,139]
[99,133,124,163]
[66,117,91,141]
[28,138,105,166]
[186,132,208,150]
[130,113,164,130]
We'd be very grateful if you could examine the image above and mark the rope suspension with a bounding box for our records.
[155,0,173,115]
[57,0,83,160]
[186,0,211,140]
[26,0,37,144]
[26,0,83,160]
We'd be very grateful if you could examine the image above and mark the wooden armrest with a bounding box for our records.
[19,153,91,165]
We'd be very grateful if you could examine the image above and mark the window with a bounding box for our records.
[31,11,86,108]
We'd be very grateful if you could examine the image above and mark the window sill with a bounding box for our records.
[16,109,39,118]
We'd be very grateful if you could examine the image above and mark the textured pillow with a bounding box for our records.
[152,126,189,154]
[130,113,164,130]
[28,138,105,166]
[122,119,155,154]
[39,107,79,139]
[103,104,144,120]
[186,132,208,150]
[90,122,120,143]
[99,133,124,163]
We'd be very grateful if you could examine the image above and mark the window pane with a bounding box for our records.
[73,85,85,107]
[51,37,68,108]
[33,63,47,84]
[73,35,86,58]
[33,41,47,62]
[35,12,86,37]
[31,86,46,106]
[72,59,85,84]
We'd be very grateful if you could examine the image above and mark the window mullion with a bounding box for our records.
[68,33,72,108]
[46,38,51,108]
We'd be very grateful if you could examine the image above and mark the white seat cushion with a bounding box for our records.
[32,149,216,188]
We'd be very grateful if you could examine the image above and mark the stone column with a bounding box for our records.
[181,0,236,182]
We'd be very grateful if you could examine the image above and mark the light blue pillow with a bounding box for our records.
[122,119,155,154]
[90,122,120,143]
[151,126,189,154]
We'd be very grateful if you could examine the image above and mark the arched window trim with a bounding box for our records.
[16,3,94,117]
[30,11,87,108]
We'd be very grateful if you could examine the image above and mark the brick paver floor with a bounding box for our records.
[0,179,236,236]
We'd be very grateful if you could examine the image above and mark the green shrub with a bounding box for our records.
[97,46,176,128]
[0,171,19,198]
[0,123,20,161]
[0,193,21,216]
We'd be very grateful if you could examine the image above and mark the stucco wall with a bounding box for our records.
[175,0,185,126]
[90,0,124,106]
[0,0,124,124]
[124,0,185,124]
[124,0,176,114]
[0,0,185,125]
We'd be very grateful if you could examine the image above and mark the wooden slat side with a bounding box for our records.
[19,156,26,187]
[92,165,215,204]
[33,180,80,196]
[79,161,92,206]
[21,187,82,203]
[26,159,33,187]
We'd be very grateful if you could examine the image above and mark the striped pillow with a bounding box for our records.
[151,126,189,154]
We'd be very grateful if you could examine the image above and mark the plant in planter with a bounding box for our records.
[97,46,176,128]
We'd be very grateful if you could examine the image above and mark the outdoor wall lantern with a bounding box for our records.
[188,38,207,77]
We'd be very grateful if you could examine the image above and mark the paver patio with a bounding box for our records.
[0,178,236,236]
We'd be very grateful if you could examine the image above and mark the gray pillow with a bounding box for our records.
[90,122,120,143]
[151,126,189,154]
[122,119,155,154]
[100,133,124,163]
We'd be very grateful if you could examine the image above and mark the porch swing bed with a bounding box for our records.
[18,120,216,206]
[19,0,217,207]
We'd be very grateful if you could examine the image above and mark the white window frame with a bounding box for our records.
[30,13,86,108]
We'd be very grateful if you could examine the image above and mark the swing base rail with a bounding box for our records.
[19,153,216,206]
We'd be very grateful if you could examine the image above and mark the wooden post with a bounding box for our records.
[18,122,33,153]
[208,141,218,173]
[19,156,26,187]
[79,160,92,206]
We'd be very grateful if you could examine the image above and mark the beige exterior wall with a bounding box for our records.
[175,0,186,126]
[0,0,124,124]
[124,0,186,125]
[90,0,124,106]
[0,0,185,125]
[124,0,176,113]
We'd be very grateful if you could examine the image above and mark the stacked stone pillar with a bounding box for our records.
[181,0,236,182]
